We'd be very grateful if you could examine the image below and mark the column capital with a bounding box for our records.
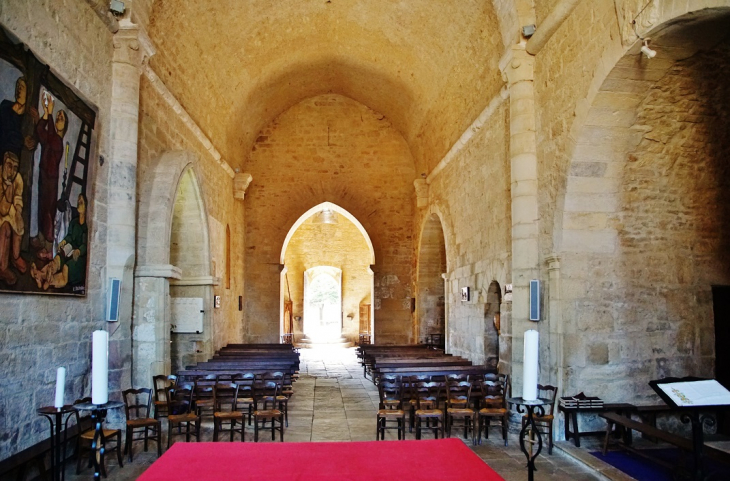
[113,21,155,68]
[502,45,534,86]
[546,254,561,270]
[414,179,429,208]
[234,173,253,201]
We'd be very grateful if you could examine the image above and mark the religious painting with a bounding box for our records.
[0,28,95,296]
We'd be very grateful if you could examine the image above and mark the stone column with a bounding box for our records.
[107,21,154,392]
[503,45,541,398]
[546,254,564,439]
[133,264,181,387]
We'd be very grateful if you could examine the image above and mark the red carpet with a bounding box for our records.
[138,439,504,480]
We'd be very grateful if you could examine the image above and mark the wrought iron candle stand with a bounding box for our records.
[508,397,550,481]
[37,405,76,481]
[73,401,124,481]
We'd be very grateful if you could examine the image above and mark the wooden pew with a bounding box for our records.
[600,412,730,470]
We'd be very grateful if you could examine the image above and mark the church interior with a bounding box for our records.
[2,0,730,479]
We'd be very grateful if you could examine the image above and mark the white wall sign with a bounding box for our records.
[171,297,204,333]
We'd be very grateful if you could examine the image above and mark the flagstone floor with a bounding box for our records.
[63,346,618,481]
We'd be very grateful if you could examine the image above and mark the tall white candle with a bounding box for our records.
[522,329,539,400]
[92,330,109,405]
[54,367,66,408]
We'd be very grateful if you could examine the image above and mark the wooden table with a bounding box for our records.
[558,402,635,447]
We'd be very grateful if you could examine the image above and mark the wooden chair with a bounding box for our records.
[414,381,445,439]
[152,375,175,420]
[376,376,406,440]
[232,373,256,425]
[253,380,284,442]
[522,384,558,454]
[445,380,475,439]
[475,374,509,446]
[72,397,123,477]
[122,388,162,462]
[265,372,290,427]
[213,382,245,442]
[193,376,217,419]
[166,382,201,447]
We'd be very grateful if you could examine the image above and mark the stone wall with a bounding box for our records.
[559,41,730,403]
[284,217,372,344]
[423,102,512,365]
[0,1,114,460]
[137,77,244,360]
[245,94,415,344]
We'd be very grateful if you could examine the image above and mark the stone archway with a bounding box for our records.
[416,213,447,345]
[554,9,730,401]
[280,202,375,345]
[133,151,213,387]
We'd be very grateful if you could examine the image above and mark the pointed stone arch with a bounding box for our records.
[280,202,375,344]
[133,150,213,386]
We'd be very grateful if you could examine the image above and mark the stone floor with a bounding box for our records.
[63,347,622,481]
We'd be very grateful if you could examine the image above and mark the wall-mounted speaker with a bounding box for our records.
[529,279,540,321]
[107,278,121,322]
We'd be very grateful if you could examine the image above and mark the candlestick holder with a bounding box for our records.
[508,397,551,481]
[73,401,124,481]
[37,405,76,481]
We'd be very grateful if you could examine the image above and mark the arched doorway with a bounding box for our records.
[133,151,213,386]
[484,281,501,370]
[416,213,447,345]
[280,202,375,346]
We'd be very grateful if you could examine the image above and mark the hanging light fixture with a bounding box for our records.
[312,208,338,225]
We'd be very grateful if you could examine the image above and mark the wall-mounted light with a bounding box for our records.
[312,208,338,225]
[640,38,657,59]
[109,0,125,16]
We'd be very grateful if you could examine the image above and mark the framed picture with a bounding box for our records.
[461,287,470,302]
[0,28,95,296]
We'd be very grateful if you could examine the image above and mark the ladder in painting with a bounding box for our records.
[61,121,91,204]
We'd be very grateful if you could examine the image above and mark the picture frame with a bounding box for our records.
[460,287,470,302]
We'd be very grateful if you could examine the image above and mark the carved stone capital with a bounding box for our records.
[234,173,253,201]
[414,179,429,208]
[113,21,155,68]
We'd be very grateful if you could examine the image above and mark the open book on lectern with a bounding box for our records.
[650,378,730,407]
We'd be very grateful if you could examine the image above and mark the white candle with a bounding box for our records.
[92,330,109,405]
[54,367,66,408]
[522,329,539,400]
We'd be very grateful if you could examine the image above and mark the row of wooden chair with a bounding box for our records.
[375,374,561,448]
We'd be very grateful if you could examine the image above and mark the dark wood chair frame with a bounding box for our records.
[166,382,201,448]
[475,374,510,446]
[121,388,162,462]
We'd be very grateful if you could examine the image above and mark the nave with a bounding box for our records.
[62,347,604,481]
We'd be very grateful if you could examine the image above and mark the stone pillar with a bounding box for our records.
[133,264,181,387]
[107,21,154,392]
[503,45,541,397]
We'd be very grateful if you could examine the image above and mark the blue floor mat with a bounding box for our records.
[591,448,730,481]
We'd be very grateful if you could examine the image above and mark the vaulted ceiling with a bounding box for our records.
[147,0,507,176]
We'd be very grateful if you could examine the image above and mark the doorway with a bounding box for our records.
[304,266,342,343]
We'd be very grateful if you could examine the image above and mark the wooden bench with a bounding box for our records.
[600,412,730,470]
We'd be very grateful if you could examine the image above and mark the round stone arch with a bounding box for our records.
[133,150,214,387]
[553,9,730,400]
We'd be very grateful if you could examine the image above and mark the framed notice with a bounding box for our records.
[649,377,730,408]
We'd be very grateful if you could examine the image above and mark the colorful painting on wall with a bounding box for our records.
[0,28,95,296]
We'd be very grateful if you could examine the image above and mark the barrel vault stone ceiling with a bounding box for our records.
[147,0,506,176]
